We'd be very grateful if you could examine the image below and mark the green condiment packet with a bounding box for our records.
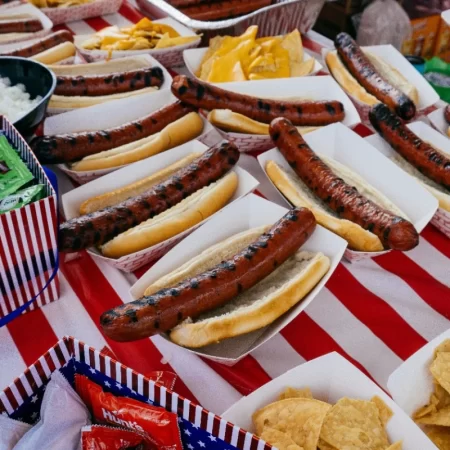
[0,135,34,201]
[0,184,46,215]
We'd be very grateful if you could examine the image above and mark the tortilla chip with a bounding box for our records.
[317,438,337,450]
[414,403,438,420]
[386,442,403,450]
[431,353,450,395]
[319,398,390,450]
[260,427,303,450]
[278,387,313,401]
[416,406,450,426]
[434,339,450,358]
[253,398,331,450]
[426,426,450,450]
[281,29,303,64]
[371,395,394,426]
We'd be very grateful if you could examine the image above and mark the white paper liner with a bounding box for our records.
[0,3,52,44]
[366,121,450,241]
[388,328,450,419]
[62,143,259,273]
[322,45,440,125]
[74,17,200,68]
[183,46,323,81]
[45,54,172,115]
[40,0,122,26]
[223,352,436,448]
[257,123,438,263]
[129,194,347,364]
[198,75,361,153]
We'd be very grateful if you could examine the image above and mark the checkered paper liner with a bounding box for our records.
[0,336,275,450]
[431,207,450,239]
[0,117,59,321]
[40,0,122,25]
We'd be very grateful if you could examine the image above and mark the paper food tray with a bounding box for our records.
[46,54,172,115]
[366,121,450,240]
[222,352,436,449]
[0,3,52,45]
[323,45,439,124]
[388,328,450,420]
[183,46,323,81]
[0,336,275,450]
[197,76,361,153]
[130,194,347,365]
[428,106,450,137]
[39,0,122,25]
[258,123,438,263]
[42,89,218,184]
[75,17,201,68]
[62,142,259,272]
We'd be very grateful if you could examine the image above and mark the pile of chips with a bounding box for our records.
[413,339,450,449]
[252,387,402,450]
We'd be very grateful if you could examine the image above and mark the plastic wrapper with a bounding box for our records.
[0,414,32,450]
[357,0,412,50]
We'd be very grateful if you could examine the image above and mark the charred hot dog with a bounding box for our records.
[100,207,315,341]
[31,101,194,164]
[1,30,74,58]
[445,105,450,125]
[54,67,164,97]
[171,75,345,126]
[0,18,43,34]
[270,117,419,251]
[58,141,239,252]
[369,103,450,190]
[335,32,416,121]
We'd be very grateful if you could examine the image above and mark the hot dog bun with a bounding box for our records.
[326,50,418,107]
[208,109,319,136]
[266,156,409,252]
[143,226,329,348]
[70,112,204,171]
[101,170,238,258]
[31,41,76,65]
[80,153,202,215]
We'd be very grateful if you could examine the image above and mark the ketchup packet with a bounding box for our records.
[81,425,150,450]
[75,375,182,450]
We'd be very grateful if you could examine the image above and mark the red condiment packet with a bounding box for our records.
[81,425,150,450]
[75,375,182,450]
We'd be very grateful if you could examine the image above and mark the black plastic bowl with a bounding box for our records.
[0,56,56,138]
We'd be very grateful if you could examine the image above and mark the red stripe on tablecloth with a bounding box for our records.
[204,355,271,396]
[423,225,450,259]
[59,251,198,403]
[327,264,427,359]
[7,309,58,367]
[119,1,144,23]
[281,313,373,380]
[375,253,450,320]
[353,124,373,138]
[84,16,111,32]
[302,35,325,56]
[52,24,73,33]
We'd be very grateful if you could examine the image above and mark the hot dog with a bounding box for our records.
[445,105,450,125]
[0,30,73,57]
[269,117,419,251]
[54,67,164,97]
[369,103,450,191]
[334,33,416,120]
[32,101,194,164]
[171,75,345,126]
[100,207,318,342]
[59,141,239,252]
[0,18,43,34]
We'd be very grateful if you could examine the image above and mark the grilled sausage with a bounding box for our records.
[177,0,271,20]
[100,207,315,341]
[58,141,239,252]
[171,75,345,126]
[270,117,419,251]
[335,32,416,121]
[370,103,450,191]
[54,67,164,97]
[445,105,450,125]
[167,0,212,6]
[31,101,194,164]
[0,30,73,57]
[0,19,43,34]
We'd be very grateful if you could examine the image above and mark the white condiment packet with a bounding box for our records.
[14,370,91,450]
[0,414,33,450]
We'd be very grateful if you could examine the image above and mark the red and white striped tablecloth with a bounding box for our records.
[1,0,450,418]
